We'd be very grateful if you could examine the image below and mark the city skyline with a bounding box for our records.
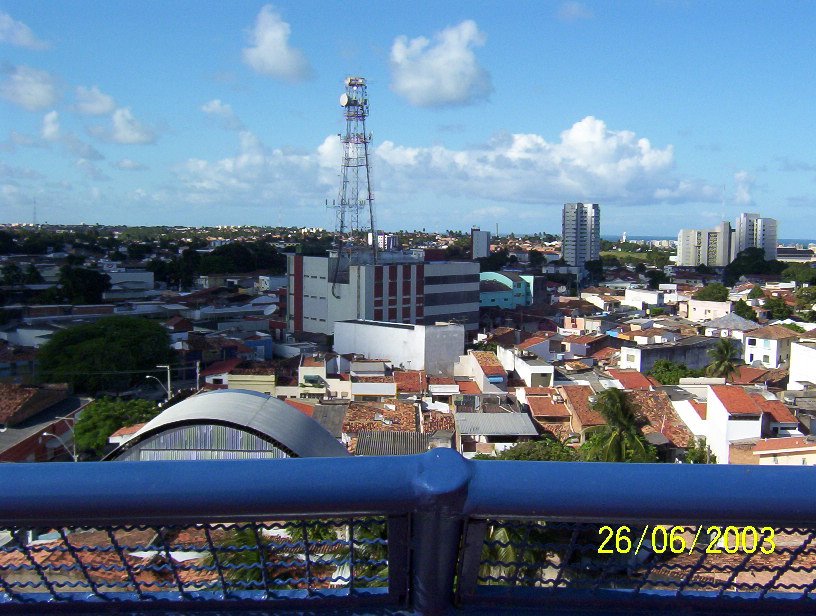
[1,2,814,234]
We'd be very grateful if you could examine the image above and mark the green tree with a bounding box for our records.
[579,389,657,462]
[528,249,544,269]
[475,438,579,461]
[706,338,740,379]
[23,264,44,284]
[732,299,757,321]
[59,265,111,304]
[38,316,174,393]
[647,359,703,385]
[74,398,160,456]
[764,296,793,320]
[684,437,716,464]
[747,285,766,299]
[1,263,23,285]
[795,286,816,311]
[584,259,604,282]
[724,248,786,285]
[693,282,728,302]
[782,263,816,285]
[783,323,806,333]
[645,269,668,290]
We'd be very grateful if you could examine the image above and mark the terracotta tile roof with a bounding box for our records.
[751,394,797,424]
[354,375,395,383]
[591,347,619,360]
[428,376,455,385]
[0,383,38,424]
[301,356,325,367]
[607,369,653,391]
[746,324,801,340]
[342,400,417,434]
[457,380,481,395]
[393,370,425,394]
[690,400,707,420]
[200,357,243,377]
[563,334,606,345]
[284,399,314,417]
[522,387,554,396]
[626,390,693,448]
[535,421,573,441]
[471,351,506,376]
[517,336,551,351]
[0,344,37,363]
[110,423,146,438]
[711,386,797,423]
[754,437,816,453]
[559,385,604,427]
[423,411,455,433]
[710,385,762,415]
[728,365,770,384]
[527,392,571,419]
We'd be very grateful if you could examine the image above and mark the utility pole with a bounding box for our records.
[195,360,200,391]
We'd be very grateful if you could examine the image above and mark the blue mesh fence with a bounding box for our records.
[0,517,389,604]
[467,518,816,602]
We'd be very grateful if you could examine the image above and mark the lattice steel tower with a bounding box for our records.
[334,76,377,263]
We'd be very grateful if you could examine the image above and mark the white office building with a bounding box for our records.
[732,213,777,260]
[287,252,480,337]
[561,203,600,268]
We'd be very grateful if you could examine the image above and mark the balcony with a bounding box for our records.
[1,449,816,614]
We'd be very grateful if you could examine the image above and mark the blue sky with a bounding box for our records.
[1,1,814,237]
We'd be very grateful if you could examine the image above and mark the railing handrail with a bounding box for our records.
[2,449,816,527]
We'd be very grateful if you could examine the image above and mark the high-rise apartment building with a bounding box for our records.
[732,213,777,260]
[561,203,600,267]
[676,222,732,267]
[470,228,491,259]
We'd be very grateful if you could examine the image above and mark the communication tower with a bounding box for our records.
[332,76,377,264]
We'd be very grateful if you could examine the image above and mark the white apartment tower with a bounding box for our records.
[732,213,777,261]
[561,203,600,267]
[676,222,732,267]
[470,228,491,259]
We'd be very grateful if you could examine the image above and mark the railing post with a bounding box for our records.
[410,448,471,615]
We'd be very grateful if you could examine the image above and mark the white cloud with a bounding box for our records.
[63,133,103,160]
[90,107,156,144]
[390,20,492,107]
[0,64,58,111]
[732,170,755,205]
[41,110,60,141]
[374,116,717,206]
[115,158,147,170]
[558,2,594,21]
[75,85,116,115]
[168,115,717,226]
[0,12,50,50]
[201,99,244,130]
[242,5,312,81]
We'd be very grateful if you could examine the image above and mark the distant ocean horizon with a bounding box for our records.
[601,235,816,246]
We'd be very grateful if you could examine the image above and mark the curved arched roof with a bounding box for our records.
[110,390,348,459]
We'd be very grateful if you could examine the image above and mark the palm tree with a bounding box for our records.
[706,338,740,379]
[580,388,655,462]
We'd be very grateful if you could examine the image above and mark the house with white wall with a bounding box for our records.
[743,324,800,369]
[685,299,733,323]
[788,341,816,391]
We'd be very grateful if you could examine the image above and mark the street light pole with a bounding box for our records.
[145,375,170,403]
[157,364,172,401]
[41,431,78,462]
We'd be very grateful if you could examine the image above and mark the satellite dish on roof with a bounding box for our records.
[340,93,358,107]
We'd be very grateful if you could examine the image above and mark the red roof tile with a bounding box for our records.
[691,400,707,420]
[110,423,146,438]
[284,399,314,417]
[754,437,816,453]
[607,369,653,391]
[457,380,481,395]
[559,385,604,427]
[200,358,243,377]
[750,394,797,424]
[527,394,571,419]
[471,351,506,376]
[746,324,801,340]
[393,370,425,394]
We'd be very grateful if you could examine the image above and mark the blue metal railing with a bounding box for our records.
[1,449,816,614]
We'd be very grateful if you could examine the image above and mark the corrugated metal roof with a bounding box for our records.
[455,413,538,436]
[109,390,349,459]
[354,431,433,456]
